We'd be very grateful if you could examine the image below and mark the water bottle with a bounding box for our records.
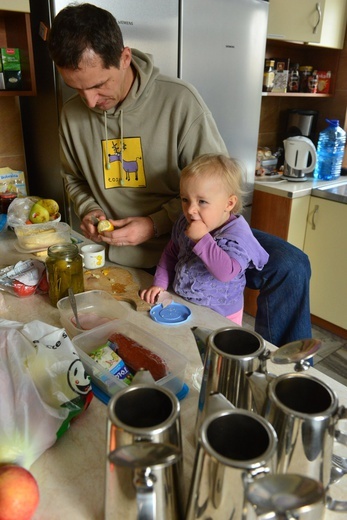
[314,119,346,180]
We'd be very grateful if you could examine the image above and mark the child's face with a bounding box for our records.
[180,175,237,232]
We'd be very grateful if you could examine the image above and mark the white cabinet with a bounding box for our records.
[304,197,347,329]
[267,0,325,44]
[267,0,347,49]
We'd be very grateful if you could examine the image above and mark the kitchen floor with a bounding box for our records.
[242,313,347,387]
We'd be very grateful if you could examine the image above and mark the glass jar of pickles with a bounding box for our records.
[46,243,84,306]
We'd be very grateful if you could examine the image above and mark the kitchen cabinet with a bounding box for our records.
[267,0,325,44]
[304,196,347,330]
[0,0,36,96]
[267,0,347,50]
[249,189,310,250]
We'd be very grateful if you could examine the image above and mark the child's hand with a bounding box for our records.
[140,286,164,304]
[185,220,209,242]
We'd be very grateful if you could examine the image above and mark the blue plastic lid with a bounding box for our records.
[326,119,339,127]
[150,302,192,325]
[91,381,189,404]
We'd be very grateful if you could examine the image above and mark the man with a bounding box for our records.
[47,3,312,346]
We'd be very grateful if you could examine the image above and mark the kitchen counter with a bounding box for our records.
[254,175,347,199]
[0,228,347,519]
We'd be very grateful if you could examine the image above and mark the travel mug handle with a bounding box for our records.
[334,405,347,446]
[134,467,156,520]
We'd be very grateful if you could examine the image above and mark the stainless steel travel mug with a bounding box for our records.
[186,408,277,519]
[105,383,184,519]
[196,327,266,433]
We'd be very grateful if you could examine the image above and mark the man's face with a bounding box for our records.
[57,48,133,111]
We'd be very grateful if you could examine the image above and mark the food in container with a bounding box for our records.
[14,221,70,251]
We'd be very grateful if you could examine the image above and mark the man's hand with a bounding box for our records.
[99,216,155,247]
[185,220,208,242]
[80,210,106,242]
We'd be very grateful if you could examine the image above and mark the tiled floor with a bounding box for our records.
[243,313,347,387]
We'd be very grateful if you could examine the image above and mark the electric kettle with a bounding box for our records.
[283,136,317,181]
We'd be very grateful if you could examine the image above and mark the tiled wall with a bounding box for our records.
[258,32,347,169]
[0,96,27,175]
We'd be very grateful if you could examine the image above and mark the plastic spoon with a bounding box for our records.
[68,288,83,330]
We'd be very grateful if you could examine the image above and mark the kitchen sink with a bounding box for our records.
[311,182,347,204]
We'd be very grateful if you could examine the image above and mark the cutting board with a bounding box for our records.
[84,266,151,312]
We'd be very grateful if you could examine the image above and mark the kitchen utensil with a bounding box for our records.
[186,407,278,520]
[330,464,347,485]
[149,302,191,325]
[105,383,184,519]
[245,473,325,519]
[283,136,317,180]
[68,287,82,330]
[332,454,347,472]
[83,266,151,311]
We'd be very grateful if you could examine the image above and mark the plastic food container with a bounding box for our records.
[72,319,188,399]
[57,290,129,337]
[14,221,70,251]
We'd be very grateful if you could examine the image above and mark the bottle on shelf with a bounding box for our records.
[314,119,346,180]
[263,59,275,92]
[288,63,300,93]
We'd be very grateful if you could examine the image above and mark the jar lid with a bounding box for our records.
[265,59,275,66]
[48,243,79,257]
[299,66,313,72]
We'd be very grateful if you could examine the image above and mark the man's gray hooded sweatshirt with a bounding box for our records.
[59,49,228,268]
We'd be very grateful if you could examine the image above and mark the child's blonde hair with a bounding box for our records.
[180,153,246,213]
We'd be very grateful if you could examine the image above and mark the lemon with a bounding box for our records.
[97,219,114,233]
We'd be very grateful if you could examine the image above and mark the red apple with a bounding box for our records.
[0,465,39,520]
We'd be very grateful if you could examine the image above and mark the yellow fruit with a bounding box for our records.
[97,220,114,233]
[29,203,50,223]
[37,199,59,217]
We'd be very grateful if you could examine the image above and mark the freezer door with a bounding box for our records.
[52,0,179,80]
[180,0,269,194]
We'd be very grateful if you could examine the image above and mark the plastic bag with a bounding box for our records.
[6,196,39,227]
[0,259,48,297]
[0,319,93,469]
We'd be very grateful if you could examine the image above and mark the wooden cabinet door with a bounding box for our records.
[304,197,347,329]
[267,0,325,43]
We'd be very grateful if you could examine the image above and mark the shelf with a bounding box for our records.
[262,92,332,98]
[0,10,36,96]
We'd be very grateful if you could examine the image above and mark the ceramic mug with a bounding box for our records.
[80,243,105,269]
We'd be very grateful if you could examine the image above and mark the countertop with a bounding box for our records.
[0,228,346,519]
[254,175,347,199]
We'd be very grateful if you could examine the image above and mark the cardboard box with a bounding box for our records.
[1,48,21,71]
[272,58,290,93]
[316,71,331,94]
[3,70,22,90]
[0,167,27,196]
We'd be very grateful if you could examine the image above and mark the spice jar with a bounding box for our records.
[263,59,275,92]
[46,243,84,306]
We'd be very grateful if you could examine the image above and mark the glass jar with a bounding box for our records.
[46,243,84,306]
[299,66,313,93]
[288,63,300,93]
[263,59,275,92]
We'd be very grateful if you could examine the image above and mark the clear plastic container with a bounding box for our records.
[314,119,346,180]
[57,290,129,337]
[72,319,188,399]
[14,221,70,251]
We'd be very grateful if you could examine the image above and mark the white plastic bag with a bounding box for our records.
[0,320,93,469]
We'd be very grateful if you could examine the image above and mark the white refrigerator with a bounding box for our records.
[20,0,269,225]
